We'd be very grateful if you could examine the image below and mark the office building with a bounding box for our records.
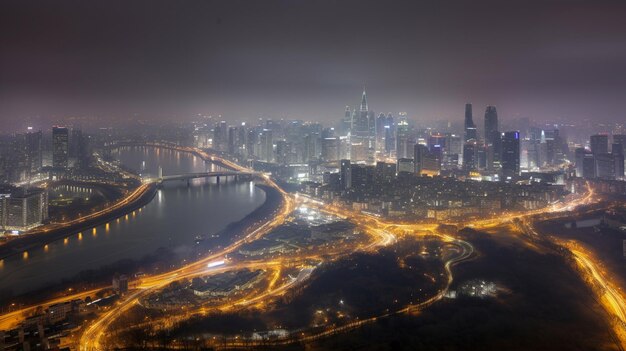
[575,148,587,177]
[321,137,340,162]
[613,135,626,155]
[414,143,440,176]
[484,106,498,144]
[0,186,48,231]
[341,106,352,135]
[464,103,477,142]
[501,131,521,179]
[463,140,478,171]
[340,159,352,189]
[396,158,414,174]
[375,161,396,183]
[52,126,69,168]
[590,134,609,155]
[395,119,411,159]
[596,153,616,179]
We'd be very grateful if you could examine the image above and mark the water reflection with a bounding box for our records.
[0,147,265,295]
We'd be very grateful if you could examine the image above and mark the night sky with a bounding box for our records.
[1,0,626,130]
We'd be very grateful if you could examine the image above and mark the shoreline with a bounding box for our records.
[0,182,279,308]
[0,183,158,261]
[0,144,232,261]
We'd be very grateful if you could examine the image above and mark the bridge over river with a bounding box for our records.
[155,169,256,183]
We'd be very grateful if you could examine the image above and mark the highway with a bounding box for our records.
[78,148,296,350]
[1,145,620,350]
[570,247,626,323]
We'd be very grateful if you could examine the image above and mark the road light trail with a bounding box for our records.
[3,146,609,349]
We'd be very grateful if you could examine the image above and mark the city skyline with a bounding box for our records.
[2,1,626,350]
[2,0,626,130]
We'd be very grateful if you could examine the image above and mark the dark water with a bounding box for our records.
[0,146,265,295]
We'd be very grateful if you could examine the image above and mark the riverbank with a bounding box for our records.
[0,182,279,309]
[0,183,158,260]
[198,183,283,252]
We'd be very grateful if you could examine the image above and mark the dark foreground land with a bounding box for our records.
[265,229,618,351]
[537,206,626,290]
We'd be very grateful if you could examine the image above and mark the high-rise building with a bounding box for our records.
[463,140,478,171]
[414,144,428,174]
[501,131,521,179]
[69,128,91,169]
[487,132,502,171]
[350,164,374,190]
[321,137,340,162]
[395,119,411,159]
[384,113,395,155]
[613,135,626,156]
[12,129,43,179]
[414,143,440,176]
[396,158,414,174]
[340,159,352,189]
[464,103,477,142]
[213,121,229,152]
[596,153,616,179]
[612,144,625,178]
[376,113,387,147]
[583,154,596,178]
[575,148,587,177]
[348,90,376,162]
[0,186,48,231]
[353,90,370,138]
[444,134,462,169]
[228,126,238,155]
[52,126,69,168]
[342,106,352,135]
[275,140,290,165]
[25,129,42,174]
[484,106,498,144]
[260,129,273,162]
[477,141,488,170]
[375,161,396,184]
[246,128,258,159]
[590,134,609,155]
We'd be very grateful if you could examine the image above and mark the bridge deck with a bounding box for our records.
[159,171,254,181]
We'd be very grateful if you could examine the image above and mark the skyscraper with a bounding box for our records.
[384,113,395,154]
[501,131,521,179]
[395,119,411,159]
[348,89,376,162]
[595,153,616,179]
[484,106,498,145]
[340,159,352,189]
[575,148,587,177]
[590,134,609,155]
[342,106,352,135]
[464,103,477,142]
[375,113,387,150]
[353,90,370,137]
[321,137,339,162]
[463,140,478,171]
[260,129,273,162]
[612,143,625,178]
[613,135,626,156]
[52,126,69,168]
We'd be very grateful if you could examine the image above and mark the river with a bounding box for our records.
[0,146,266,297]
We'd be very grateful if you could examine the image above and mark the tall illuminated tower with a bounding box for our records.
[464,103,477,142]
[484,106,498,144]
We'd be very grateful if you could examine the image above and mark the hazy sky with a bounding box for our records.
[1,0,626,130]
